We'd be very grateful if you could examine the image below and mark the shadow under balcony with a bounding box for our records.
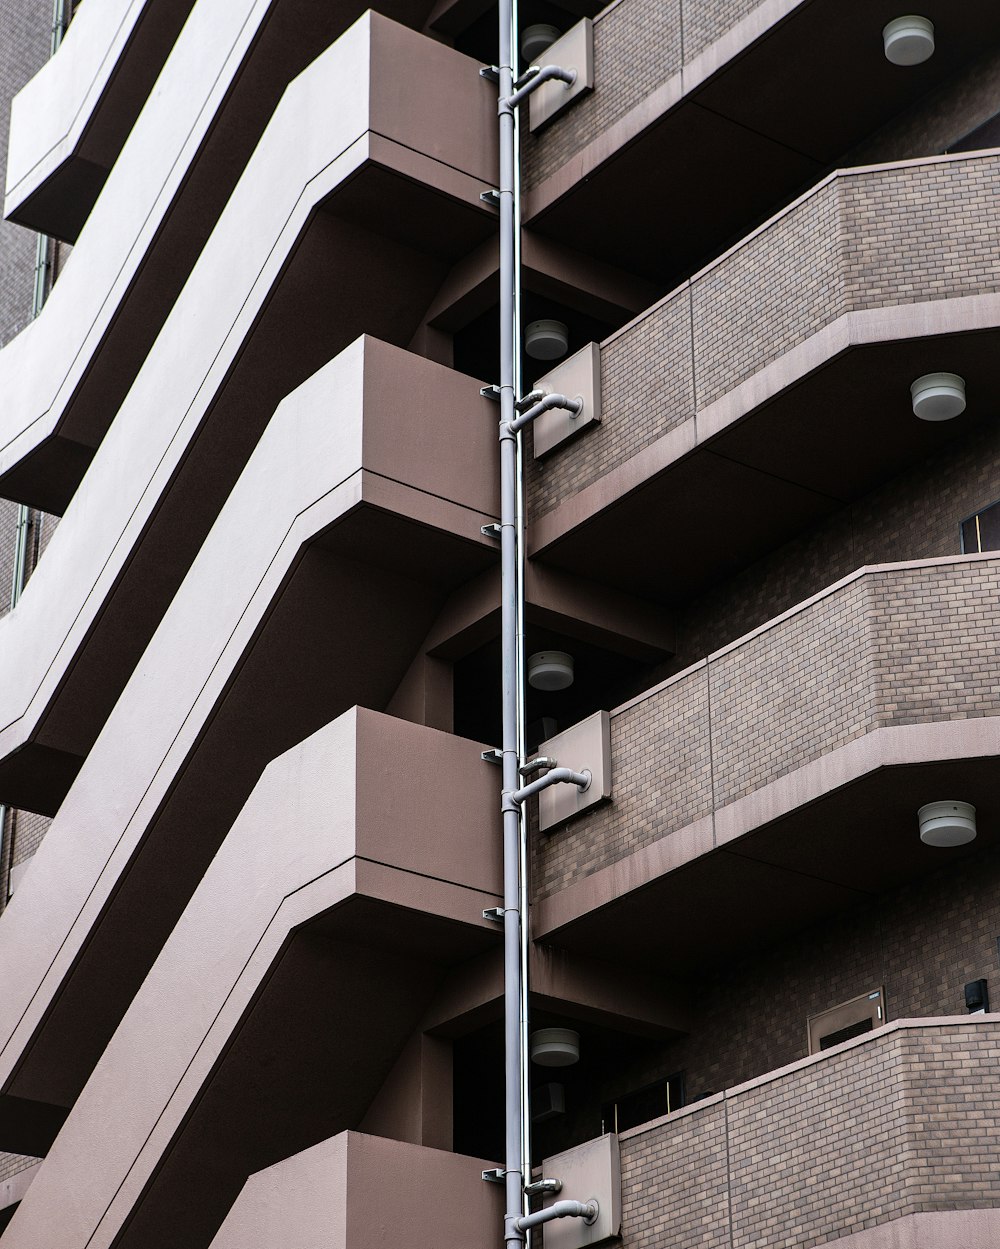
[534,553,1000,968]
[529,150,1000,604]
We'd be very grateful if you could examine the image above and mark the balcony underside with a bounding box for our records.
[0,14,495,818]
[533,320,1000,604]
[526,0,1000,281]
[0,711,501,1249]
[540,743,1000,973]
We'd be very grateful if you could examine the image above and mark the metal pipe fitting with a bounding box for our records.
[512,767,591,805]
[524,1177,563,1197]
[515,1199,599,1232]
[507,393,583,435]
[519,756,557,776]
[502,64,577,112]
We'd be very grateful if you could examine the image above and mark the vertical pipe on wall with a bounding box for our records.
[497,0,526,1241]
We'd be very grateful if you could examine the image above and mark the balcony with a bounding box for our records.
[534,555,1000,963]
[211,1133,501,1249]
[528,150,1000,602]
[0,14,495,816]
[617,1017,1000,1249]
[523,0,1000,280]
[5,0,194,240]
[0,710,502,1249]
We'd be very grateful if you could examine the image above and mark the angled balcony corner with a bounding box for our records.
[0,335,496,1162]
[522,0,1000,280]
[210,1133,502,1249]
[4,0,196,241]
[618,1018,1000,1248]
[529,150,1000,601]
[0,13,496,818]
[2,709,503,1249]
[535,554,1000,958]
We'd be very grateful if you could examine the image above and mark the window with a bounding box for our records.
[960,500,1000,554]
[600,1072,684,1134]
[807,988,885,1056]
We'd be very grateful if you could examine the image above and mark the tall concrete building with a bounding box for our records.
[1,0,1000,1244]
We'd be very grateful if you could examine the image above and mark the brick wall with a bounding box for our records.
[535,556,1000,899]
[618,1019,1000,1249]
[527,151,1000,519]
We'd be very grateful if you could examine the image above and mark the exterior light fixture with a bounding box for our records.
[883,16,935,66]
[525,319,569,361]
[528,650,574,691]
[918,800,977,847]
[531,1028,580,1066]
[521,24,561,64]
[910,372,966,421]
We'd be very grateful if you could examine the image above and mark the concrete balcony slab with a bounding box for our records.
[615,1017,1000,1249]
[533,555,1000,971]
[524,0,1000,281]
[0,334,495,1159]
[0,711,501,1249]
[0,0,449,515]
[0,13,496,815]
[528,152,1000,603]
[5,0,195,241]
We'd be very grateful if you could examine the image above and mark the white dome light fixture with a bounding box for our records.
[918,800,977,847]
[525,319,569,361]
[883,15,935,66]
[528,650,574,691]
[911,372,966,421]
[531,1028,580,1067]
[521,23,561,64]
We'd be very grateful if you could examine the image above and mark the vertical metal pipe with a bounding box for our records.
[498,0,525,1242]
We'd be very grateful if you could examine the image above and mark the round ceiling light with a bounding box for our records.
[525,319,569,361]
[918,800,977,847]
[531,1028,580,1067]
[521,23,561,64]
[528,651,574,691]
[883,15,935,66]
[911,372,966,421]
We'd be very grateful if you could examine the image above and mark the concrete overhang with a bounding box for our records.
[209,1134,501,1249]
[0,335,496,1158]
[524,0,1000,280]
[538,732,1000,974]
[535,558,1000,973]
[0,14,496,815]
[0,0,451,515]
[4,0,196,241]
[0,711,501,1249]
[530,153,1000,604]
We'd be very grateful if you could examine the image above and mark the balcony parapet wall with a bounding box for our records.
[619,1016,1000,1249]
[522,0,778,192]
[527,150,1000,521]
[535,553,1000,900]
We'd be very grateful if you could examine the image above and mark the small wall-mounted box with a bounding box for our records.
[528,19,594,132]
[537,710,611,833]
[531,341,601,459]
[541,1132,622,1249]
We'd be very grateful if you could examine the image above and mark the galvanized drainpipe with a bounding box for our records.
[495,0,526,1232]
[1,0,69,903]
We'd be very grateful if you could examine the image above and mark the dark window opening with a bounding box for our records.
[600,1073,685,1134]
[961,500,1000,554]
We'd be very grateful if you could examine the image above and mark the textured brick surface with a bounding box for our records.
[621,1098,729,1249]
[535,556,1000,897]
[620,1020,1000,1249]
[521,0,682,191]
[528,152,1000,521]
